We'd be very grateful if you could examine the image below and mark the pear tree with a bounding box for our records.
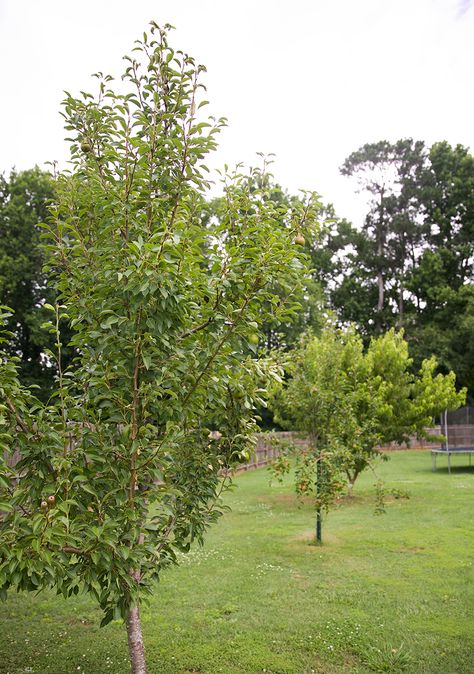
[0,24,321,674]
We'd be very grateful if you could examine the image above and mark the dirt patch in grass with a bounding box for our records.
[268,491,373,509]
[334,494,367,505]
[267,493,310,506]
[290,530,341,548]
[397,546,426,554]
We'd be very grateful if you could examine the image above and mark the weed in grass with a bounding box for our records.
[374,481,411,515]
[360,641,411,673]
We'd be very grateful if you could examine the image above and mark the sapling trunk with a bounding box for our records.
[315,506,322,544]
[315,452,322,543]
[126,603,147,674]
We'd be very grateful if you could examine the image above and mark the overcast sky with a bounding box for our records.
[1,0,474,224]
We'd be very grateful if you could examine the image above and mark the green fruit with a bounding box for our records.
[295,233,305,246]
[248,333,259,345]
[80,140,92,153]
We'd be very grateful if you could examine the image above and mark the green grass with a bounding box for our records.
[1,451,473,674]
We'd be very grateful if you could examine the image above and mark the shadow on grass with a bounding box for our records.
[425,464,474,475]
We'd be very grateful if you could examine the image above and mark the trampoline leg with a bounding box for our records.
[448,453,451,474]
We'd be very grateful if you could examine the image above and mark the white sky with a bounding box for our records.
[1,0,474,224]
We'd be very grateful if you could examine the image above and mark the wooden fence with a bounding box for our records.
[235,425,474,473]
[234,432,307,473]
[438,424,474,449]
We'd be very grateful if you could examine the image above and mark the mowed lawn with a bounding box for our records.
[1,450,473,674]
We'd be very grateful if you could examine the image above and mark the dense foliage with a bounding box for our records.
[0,24,320,674]
[0,168,60,396]
[311,139,474,398]
[270,325,465,541]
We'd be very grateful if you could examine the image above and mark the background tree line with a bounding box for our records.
[1,137,473,403]
[311,139,474,399]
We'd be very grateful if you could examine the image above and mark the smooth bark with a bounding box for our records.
[126,603,147,674]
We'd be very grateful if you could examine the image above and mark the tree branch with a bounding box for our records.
[5,397,29,434]
[62,545,87,556]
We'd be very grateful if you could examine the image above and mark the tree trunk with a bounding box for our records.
[126,603,147,674]
[397,228,407,328]
[376,188,385,327]
[315,506,322,544]
[346,468,359,497]
[398,281,404,328]
[377,270,384,314]
[315,454,322,543]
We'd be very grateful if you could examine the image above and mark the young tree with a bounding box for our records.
[270,326,465,541]
[270,328,353,543]
[0,24,321,674]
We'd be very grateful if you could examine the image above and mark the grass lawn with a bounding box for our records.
[1,450,473,674]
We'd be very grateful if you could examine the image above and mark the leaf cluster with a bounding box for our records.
[0,24,321,624]
[270,325,465,497]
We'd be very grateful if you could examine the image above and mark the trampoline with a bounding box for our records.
[431,410,474,473]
